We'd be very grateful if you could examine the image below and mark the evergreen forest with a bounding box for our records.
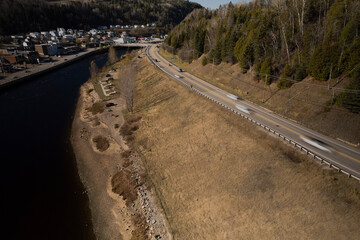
[164,0,360,113]
[0,0,201,35]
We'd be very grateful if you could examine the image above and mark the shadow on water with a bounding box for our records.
[0,49,126,239]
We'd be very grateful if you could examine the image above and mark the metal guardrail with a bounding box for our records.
[145,47,360,182]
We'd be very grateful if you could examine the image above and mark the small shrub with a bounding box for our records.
[277,79,292,89]
[121,150,132,159]
[294,64,308,81]
[120,122,133,136]
[282,64,293,78]
[93,135,110,152]
[202,56,208,66]
[111,170,137,206]
[131,125,139,131]
[260,57,273,84]
[86,102,104,114]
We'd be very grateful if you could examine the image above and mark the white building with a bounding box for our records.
[41,32,51,38]
[47,44,58,56]
[63,35,74,40]
[114,36,136,44]
[50,30,58,37]
[89,29,98,35]
[57,28,66,36]
[29,32,41,39]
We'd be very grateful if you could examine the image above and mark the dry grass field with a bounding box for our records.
[131,57,360,239]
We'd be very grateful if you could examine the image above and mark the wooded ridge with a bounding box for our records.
[0,0,202,35]
[164,0,360,113]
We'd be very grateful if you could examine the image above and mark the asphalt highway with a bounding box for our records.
[146,45,360,180]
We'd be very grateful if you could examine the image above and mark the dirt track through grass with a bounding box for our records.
[133,57,360,239]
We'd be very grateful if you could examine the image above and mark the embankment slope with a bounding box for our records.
[159,50,360,146]
[133,56,360,239]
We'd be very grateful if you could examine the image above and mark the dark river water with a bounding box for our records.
[0,49,125,239]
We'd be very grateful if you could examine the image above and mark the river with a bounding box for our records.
[0,49,125,239]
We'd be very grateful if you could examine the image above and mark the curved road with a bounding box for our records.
[146,45,360,181]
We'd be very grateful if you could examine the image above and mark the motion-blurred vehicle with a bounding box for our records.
[236,105,251,114]
[227,94,240,100]
[300,136,332,152]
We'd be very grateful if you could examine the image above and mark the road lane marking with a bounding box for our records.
[254,112,304,137]
[333,149,360,163]
[149,47,360,164]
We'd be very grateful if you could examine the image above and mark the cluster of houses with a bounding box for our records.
[107,23,157,30]
[0,24,160,73]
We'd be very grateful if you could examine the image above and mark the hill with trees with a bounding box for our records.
[0,0,202,35]
[164,0,360,113]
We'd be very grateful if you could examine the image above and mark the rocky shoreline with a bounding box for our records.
[71,59,171,239]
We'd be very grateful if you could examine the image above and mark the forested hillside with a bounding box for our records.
[0,0,201,35]
[164,0,360,113]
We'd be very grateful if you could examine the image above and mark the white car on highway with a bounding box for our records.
[236,105,251,114]
[227,94,239,100]
[300,136,332,152]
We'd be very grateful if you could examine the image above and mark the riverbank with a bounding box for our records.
[0,48,103,89]
[71,52,171,239]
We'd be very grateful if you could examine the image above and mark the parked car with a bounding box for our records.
[107,77,114,81]
[105,102,115,107]
[109,69,116,73]
[178,68,183,72]
[105,74,111,77]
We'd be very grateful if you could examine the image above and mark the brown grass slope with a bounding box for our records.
[159,50,360,146]
[132,57,360,239]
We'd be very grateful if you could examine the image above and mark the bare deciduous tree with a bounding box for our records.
[119,63,136,112]
[294,0,306,37]
[108,46,117,65]
[89,60,98,79]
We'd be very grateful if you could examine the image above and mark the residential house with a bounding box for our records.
[57,28,66,36]
[35,44,58,56]
[29,32,41,39]
[50,30,58,37]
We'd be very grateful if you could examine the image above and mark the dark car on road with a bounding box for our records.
[105,103,115,107]
[105,74,111,77]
